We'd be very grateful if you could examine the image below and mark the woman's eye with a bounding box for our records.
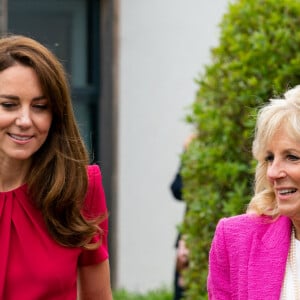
[0,102,17,109]
[287,154,300,161]
[32,104,48,110]
[264,155,274,162]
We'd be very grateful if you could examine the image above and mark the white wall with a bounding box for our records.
[117,0,229,293]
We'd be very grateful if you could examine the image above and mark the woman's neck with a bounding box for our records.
[292,221,300,241]
[0,158,30,191]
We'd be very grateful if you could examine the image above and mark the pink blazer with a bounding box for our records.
[207,214,292,299]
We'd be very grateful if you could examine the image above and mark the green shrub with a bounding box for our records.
[113,288,172,300]
[181,0,300,299]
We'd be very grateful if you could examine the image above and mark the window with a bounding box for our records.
[8,0,100,155]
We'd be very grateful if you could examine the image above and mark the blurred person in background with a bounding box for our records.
[170,134,195,300]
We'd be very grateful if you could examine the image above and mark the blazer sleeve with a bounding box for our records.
[78,164,109,266]
[207,218,231,299]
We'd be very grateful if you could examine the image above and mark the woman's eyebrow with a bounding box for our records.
[0,94,46,101]
[32,95,47,101]
[0,94,19,100]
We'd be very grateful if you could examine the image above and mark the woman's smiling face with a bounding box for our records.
[266,126,300,219]
[0,63,52,164]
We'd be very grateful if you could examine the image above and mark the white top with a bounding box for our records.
[280,238,300,299]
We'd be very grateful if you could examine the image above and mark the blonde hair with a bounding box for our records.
[247,85,300,216]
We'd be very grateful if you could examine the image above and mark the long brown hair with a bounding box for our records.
[0,34,101,249]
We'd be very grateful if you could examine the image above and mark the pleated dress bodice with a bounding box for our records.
[0,165,109,300]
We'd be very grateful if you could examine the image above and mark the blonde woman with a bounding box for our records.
[208,85,300,299]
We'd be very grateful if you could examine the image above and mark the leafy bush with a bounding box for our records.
[113,288,172,300]
[180,0,300,299]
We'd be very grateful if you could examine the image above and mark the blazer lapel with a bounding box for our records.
[247,216,291,299]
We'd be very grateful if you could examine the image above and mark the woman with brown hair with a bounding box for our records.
[0,35,112,299]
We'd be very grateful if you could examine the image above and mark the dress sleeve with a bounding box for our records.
[78,164,109,266]
[207,218,231,299]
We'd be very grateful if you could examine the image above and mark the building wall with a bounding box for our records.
[117,0,229,292]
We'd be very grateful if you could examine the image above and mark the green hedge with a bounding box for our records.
[180,0,300,299]
[113,288,172,300]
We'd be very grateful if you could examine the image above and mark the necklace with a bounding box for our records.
[282,227,300,300]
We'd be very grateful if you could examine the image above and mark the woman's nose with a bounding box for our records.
[267,160,286,180]
[15,109,32,127]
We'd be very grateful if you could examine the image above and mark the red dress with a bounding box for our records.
[0,165,109,299]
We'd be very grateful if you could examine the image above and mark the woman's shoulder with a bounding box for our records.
[87,164,102,178]
[219,213,272,226]
[216,214,289,243]
[86,164,104,190]
[82,164,106,217]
